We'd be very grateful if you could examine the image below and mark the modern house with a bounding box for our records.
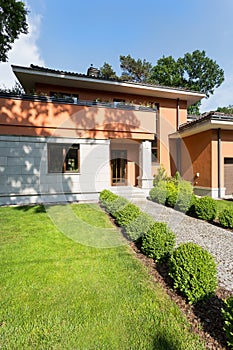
[1,63,228,205]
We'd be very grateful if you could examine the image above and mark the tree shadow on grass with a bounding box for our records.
[13,205,46,213]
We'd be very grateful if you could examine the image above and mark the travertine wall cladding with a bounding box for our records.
[0,135,110,205]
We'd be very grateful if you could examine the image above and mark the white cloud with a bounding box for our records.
[0,12,44,89]
[200,72,233,113]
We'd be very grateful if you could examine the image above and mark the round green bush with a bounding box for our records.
[125,212,155,241]
[219,208,233,228]
[99,189,117,208]
[187,193,197,216]
[149,180,167,205]
[195,196,217,221]
[222,296,233,348]
[169,242,217,304]
[115,203,141,227]
[166,181,178,208]
[107,196,129,217]
[141,222,175,262]
[175,180,193,213]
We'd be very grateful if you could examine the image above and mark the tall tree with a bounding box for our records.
[99,62,118,80]
[150,50,224,114]
[149,55,184,87]
[0,0,28,62]
[120,55,152,83]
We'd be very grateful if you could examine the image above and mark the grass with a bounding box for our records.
[0,203,205,350]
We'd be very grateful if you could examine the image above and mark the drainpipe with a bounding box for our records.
[218,128,221,198]
[176,98,180,131]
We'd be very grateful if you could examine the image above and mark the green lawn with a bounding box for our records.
[0,203,205,350]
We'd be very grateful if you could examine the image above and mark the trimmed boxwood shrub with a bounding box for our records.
[195,196,217,222]
[141,222,175,262]
[149,180,167,204]
[222,296,233,348]
[219,208,233,228]
[107,196,129,217]
[115,203,141,227]
[169,242,217,304]
[175,180,193,213]
[99,189,118,208]
[125,212,155,241]
[166,181,178,208]
[187,193,197,216]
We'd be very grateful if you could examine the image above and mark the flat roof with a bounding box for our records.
[12,64,205,106]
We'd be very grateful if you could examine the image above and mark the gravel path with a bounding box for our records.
[132,199,233,292]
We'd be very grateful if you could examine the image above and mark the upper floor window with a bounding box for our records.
[48,144,80,173]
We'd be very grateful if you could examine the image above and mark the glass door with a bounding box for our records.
[111,150,127,185]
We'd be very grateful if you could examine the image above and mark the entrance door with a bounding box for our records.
[111,150,127,185]
[224,158,233,195]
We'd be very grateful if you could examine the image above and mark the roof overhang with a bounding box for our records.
[12,65,205,106]
[170,114,233,138]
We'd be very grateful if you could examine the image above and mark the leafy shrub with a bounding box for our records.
[166,181,178,208]
[99,190,118,208]
[187,193,197,216]
[149,180,167,205]
[115,203,141,227]
[141,222,175,262]
[125,212,155,241]
[222,296,233,348]
[219,208,233,228]
[107,196,129,217]
[169,242,217,304]
[153,165,168,186]
[195,196,217,221]
[176,180,193,213]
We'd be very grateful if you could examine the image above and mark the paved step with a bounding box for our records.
[109,186,149,201]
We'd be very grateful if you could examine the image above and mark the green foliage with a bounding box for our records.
[115,203,141,227]
[107,196,129,217]
[99,189,118,209]
[150,50,224,113]
[219,208,233,228]
[217,105,233,114]
[222,296,233,348]
[169,243,217,304]
[149,55,184,87]
[99,62,118,80]
[176,180,193,213]
[125,212,155,241]
[149,180,167,205]
[153,165,168,186]
[120,54,152,83]
[141,222,175,262]
[0,0,28,62]
[195,196,217,221]
[187,193,198,216]
[166,181,178,208]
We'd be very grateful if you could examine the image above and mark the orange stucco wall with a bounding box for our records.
[0,97,156,140]
[178,130,212,188]
[159,99,187,175]
[219,130,233,190]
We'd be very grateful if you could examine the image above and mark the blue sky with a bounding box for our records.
[1,0,233,112]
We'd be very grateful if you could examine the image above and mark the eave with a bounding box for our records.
[12,65,205,106]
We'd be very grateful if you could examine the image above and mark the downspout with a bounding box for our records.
[176,98,180,131]
[218,128,221,198]
[176,98,181,173]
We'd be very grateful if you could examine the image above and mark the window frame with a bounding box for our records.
[48,143,80,174]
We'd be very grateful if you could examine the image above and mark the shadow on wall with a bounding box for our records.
[0,97,146,204]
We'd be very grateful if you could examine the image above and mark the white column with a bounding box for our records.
[139,141,154,189]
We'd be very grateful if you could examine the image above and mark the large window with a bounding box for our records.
[48,144,80,173]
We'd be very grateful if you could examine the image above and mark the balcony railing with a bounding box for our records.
[0,92,157,113]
